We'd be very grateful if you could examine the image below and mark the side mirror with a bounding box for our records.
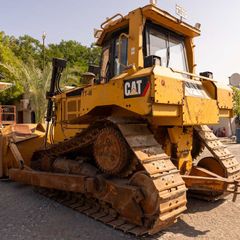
[200,71,213,79]
[88,65,100,76]
[144,55,162,68]
[82,72,96,85]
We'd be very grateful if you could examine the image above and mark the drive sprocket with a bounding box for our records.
[93,127,130,175]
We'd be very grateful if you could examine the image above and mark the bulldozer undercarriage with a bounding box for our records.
[7,118,240,236]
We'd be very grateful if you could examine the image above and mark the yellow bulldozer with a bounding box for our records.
[0,2,240,236]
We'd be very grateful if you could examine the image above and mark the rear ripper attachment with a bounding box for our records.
[184,125,240,201]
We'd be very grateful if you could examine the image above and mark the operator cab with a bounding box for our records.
[93,4,200,84]
[99,22,189,83]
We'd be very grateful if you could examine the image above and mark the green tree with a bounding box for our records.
[47,41,101,85]
[232,87,240,116]
[0,31,25,103]
[0,30,102,122]
[10,35,43,68]
[20,61,52,122]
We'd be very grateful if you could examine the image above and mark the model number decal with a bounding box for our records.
[124,77,150,98]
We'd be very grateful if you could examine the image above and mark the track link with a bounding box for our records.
[117,122,187,234]
[37,188,150,236]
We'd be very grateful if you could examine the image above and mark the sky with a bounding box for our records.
[0,0,240,83]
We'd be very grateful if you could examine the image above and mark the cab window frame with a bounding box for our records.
[99,27,129,82]
[143,21,189,72]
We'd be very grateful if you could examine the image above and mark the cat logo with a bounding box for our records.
[124,77,150,98]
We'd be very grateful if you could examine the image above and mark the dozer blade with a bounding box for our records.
[0,124,45,178]
[9,169,87,193]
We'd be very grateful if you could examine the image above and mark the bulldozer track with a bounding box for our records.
[31,119,187,236]
[193,125,240,200]
[36,188,151,236]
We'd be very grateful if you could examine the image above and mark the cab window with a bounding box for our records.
[114,36,128,76]
[100,28,128,82]
[100,46,110,83]
[145,23,188,72]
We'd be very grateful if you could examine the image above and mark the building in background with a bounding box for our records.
[0,82,15,127]
[0,82,36,126]
[14,94,36,124]
[211,73,240,137]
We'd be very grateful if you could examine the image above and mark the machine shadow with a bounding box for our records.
[142,218,209,240]
[139,196,226,240]
[186,196,226,214]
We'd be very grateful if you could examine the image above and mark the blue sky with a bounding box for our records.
[0,0,240,82]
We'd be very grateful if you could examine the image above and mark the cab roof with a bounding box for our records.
[96,4,201,46]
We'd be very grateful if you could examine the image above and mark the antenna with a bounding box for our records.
[150,0,157,5]
[176,4,187,21]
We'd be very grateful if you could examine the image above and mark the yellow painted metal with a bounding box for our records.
[167,127,193,174]
[151,116,182,126]
[55,69,153,121]
[97,19,129,46]
[141,5,200,38]
[0,4,238,229]
[127,8,144,69]
[51,4,233,135]
[53,123,88,143]
[54,66,232,130]
[185,38,196,74]
[219,109,233,118]
[217,87,233,110]
[49,3,234,179]
[96,4,200,46]
[183,97,219,125]
[0,4,237,230]
[154,72,183,105]
[152,104,180,117]
[201,80,216,99]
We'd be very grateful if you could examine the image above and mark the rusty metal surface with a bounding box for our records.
[182,175,229,192]
[16,119,188,236]
[7,121,240,235]
[9,169,86,193]
[116,121,187,234]
[191,125,240,200]
[93,127,129,175]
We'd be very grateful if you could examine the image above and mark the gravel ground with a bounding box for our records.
[0,144,240,240]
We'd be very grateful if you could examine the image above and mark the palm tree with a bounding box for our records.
[0,60,52,123]
[20,61,52,123]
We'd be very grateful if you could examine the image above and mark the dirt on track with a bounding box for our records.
[0,144,240,240]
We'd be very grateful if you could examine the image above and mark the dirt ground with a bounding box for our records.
[0,144,240,240]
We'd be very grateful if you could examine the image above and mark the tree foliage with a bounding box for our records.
[232,86,240,117]
[0,30,101,122]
